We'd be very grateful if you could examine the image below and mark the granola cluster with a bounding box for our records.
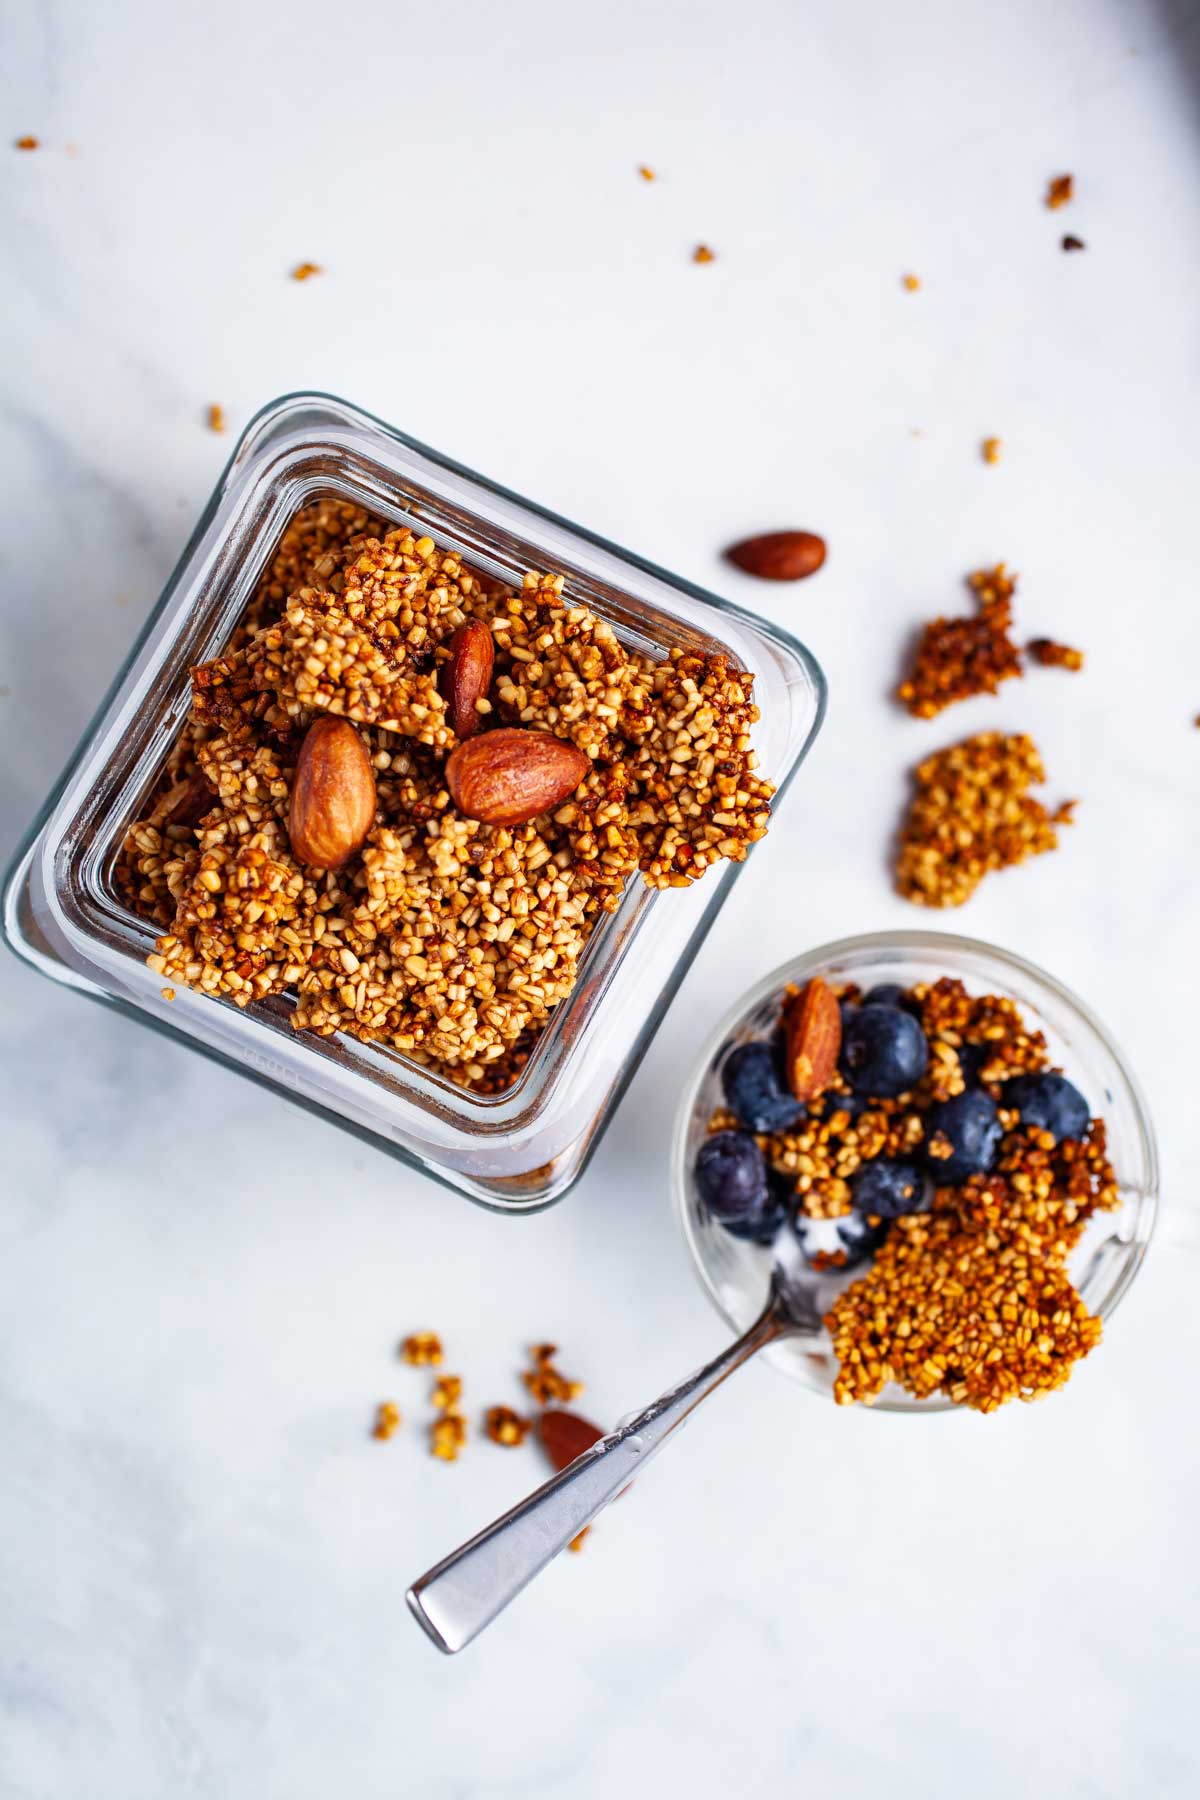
[895,732,1074,908]
[898,565,1022,719]
[119,500,774,1088]
[825,1120,1118,1412]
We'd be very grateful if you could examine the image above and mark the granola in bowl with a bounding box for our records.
[676,935,1157,1415]
[118,500,774,1091]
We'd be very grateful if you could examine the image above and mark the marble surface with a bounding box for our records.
[3,1,1200,1795]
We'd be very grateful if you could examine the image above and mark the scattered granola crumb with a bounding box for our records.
[902,273,921,292]
[895,731,1072,907]
[521,1343,584,1407]
[160,987,176,1001]
[982,436,1002,466]
[207,404,226,434]
[15,135,39,151]
[568,1529,591,1552]
[430,1411,467,1462]
[401,1332,444,1367]
[484,1405,533,1447]
[1028,637,1084,672]
[1061,234,1086,252]
[1046,174,1074,210]
[693,244,716,264]
[291,261,323,281]
[638,165,655,181]
[897,564,1022,718]
[372,1401,402,1440]
[430,1374,463,1411]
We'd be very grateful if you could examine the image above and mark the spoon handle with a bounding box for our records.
[406,1300,785,1655]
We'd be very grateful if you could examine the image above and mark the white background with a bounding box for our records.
[3,2,1200,1796]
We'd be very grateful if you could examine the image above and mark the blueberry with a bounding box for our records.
[861,983,908,1009]
[957,1042,989,1086]
[793,1209,889,1272]
[1003,1072,1090,1143]
[851,1158,927,1219]
[840,1004,929,1097]
[835,1210,891,1268]
[816,1088,868,1122]
[723,1196,790,1244]
[694,1130,772,1229]
[721,1041,805,1134]
[923,1089,1002,1183]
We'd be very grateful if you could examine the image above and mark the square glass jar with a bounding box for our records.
[2,394,825,1211]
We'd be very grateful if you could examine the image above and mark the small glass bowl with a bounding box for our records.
[673,930,1159,1413]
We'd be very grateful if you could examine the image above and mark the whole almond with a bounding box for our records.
[439,619,494,739]
[537,1409,605,1473]
[784,975,842,1101]
[446,727,588,826]
[288,716,377,869]
[727,530,827,582]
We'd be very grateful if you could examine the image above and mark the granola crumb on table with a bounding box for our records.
[895,731,1073,908]
[897,564,1022,718]
[484,1405,533,1447]
[401,1331,444,1367]
[123,499,774,1091]
[1028,636,1084,672]
[521,1343,583,1407]
[372,1401,402,1441]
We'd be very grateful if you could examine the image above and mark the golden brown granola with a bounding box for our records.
[400,1331,444,1367]
[521,1344,583,1407]
[128,501,773,1088]
[483,1405,533,1447]
[372,1401,402,1441]
[826,1120,1118,1411]
[638,165,655,181]
[291,260,323,281]
[902,273,921,292]
[430,1374,463,1411]
[1028,637,1084,672]
[982,436,1002,465]
[693,245,716,264]
[15,135,38,150]
[897,565,1022,718]
[430,1411,467,1462]
[1046,174,1074,210]
[895,732,1073,907]
[207,404,226,434]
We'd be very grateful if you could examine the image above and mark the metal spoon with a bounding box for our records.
[406,1243,824,1654]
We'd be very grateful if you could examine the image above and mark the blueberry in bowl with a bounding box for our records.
[850,1157,927,1218]
[793,1209,889,1272]
[693,1130,780,1239]
[922,1089,1002,1183]
[1003,1071,1090,1143]
[721,1040,805,1133]
[840,1003,929,1097]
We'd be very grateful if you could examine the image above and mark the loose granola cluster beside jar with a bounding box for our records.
[695,974,1119,1412]
[117,500,774,1089]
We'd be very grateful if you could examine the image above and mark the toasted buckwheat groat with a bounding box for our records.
[895,731,1073,907]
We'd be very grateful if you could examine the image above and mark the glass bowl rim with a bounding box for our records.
[671,927,1161,1415]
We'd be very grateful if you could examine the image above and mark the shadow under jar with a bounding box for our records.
[3,393,825,1212]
